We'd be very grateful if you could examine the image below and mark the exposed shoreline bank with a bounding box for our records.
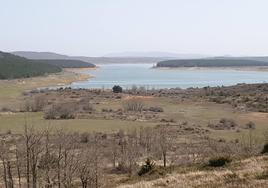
[0,68,94,108]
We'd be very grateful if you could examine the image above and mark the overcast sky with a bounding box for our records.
[1,0,268,56]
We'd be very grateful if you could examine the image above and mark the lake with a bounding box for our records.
[70,64,268,89]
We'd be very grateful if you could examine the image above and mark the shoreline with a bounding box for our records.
[154,66,268,72]
[0,67,97,109]
[64,66,98,73]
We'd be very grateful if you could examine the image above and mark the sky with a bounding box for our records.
[1,0,268,56]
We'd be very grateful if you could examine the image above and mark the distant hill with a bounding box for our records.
[0,51,61,79]
[156,59,268,68]
[104,51,206,58]
[74,57,169,64]
[34,59,95,68]
[210,56,268,63]
[12,51,70,60]
[11,51,173,64]
[12,51,96,67]
[12,51,268,65]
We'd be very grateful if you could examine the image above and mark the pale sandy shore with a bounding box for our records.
[64,66,98,73]
[154,66,268,72]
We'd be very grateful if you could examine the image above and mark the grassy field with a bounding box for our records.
[0,112,155,133]
[0,71,267,141]
[0,95,267,141]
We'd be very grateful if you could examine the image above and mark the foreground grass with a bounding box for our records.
[117,156,268,188]
[0,112,155,133]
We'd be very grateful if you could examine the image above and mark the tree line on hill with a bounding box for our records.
[0,51,95,79]
[156,59,268,67]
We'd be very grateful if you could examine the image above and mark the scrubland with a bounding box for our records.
[0,75,268,187]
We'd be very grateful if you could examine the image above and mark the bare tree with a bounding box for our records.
[110,134,119,169]
[156,126,172,167]
[7,161,14,188]
[77,147,93,188]
[15,146,22,188]
[92,134,102,188]
[0,140,8,188]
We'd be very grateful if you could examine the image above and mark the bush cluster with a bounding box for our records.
[208,156,232,167]
[44,103,76,119]
[138,159,155,176]
[112,85,123,93]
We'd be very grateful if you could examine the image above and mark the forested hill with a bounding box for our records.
[0,51,61,79]
[156,59,268,68]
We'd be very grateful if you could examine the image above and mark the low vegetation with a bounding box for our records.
[207,156,232,167]
[0,121,267,187]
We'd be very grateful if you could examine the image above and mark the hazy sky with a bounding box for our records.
[1,0,268,56]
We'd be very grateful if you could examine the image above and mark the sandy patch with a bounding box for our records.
[123,95,154,100]
[64,67,98,72]
[245,112,268,119]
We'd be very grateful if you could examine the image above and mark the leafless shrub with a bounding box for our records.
[123,98,144,112]
[146,106,164,112]
[22,96,46,112]
[0,107,12,112]
[208,118,238,130]
[80,133,89,143]
[44,102,76,119]
[80,98,95,112]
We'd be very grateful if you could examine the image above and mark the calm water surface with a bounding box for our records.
[70,64,268,89]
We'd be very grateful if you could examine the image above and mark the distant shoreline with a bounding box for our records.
[154,66,268,72]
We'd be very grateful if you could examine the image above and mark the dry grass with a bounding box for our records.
[117,156,268,188]
[0,112,155,133]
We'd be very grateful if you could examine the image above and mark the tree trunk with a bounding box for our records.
[31,149,37,188]
[15,149,21,188]
[163,152,167,168]
[57,145,62,188]
[2,158,8,188]
[7,161,14,188]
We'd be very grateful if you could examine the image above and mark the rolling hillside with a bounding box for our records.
[0,51,62,79]
[156,59,268,68]
[35,59,96,68]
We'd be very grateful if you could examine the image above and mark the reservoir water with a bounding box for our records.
[70,63,268,89]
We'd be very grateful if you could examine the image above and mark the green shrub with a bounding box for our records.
[80,133,89,143]
[256,170,268,180]
[148,106,164,112]
[208,156,232,167]
[261,143,268,154]
[112,85,123,93]
[138,159,155,176]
